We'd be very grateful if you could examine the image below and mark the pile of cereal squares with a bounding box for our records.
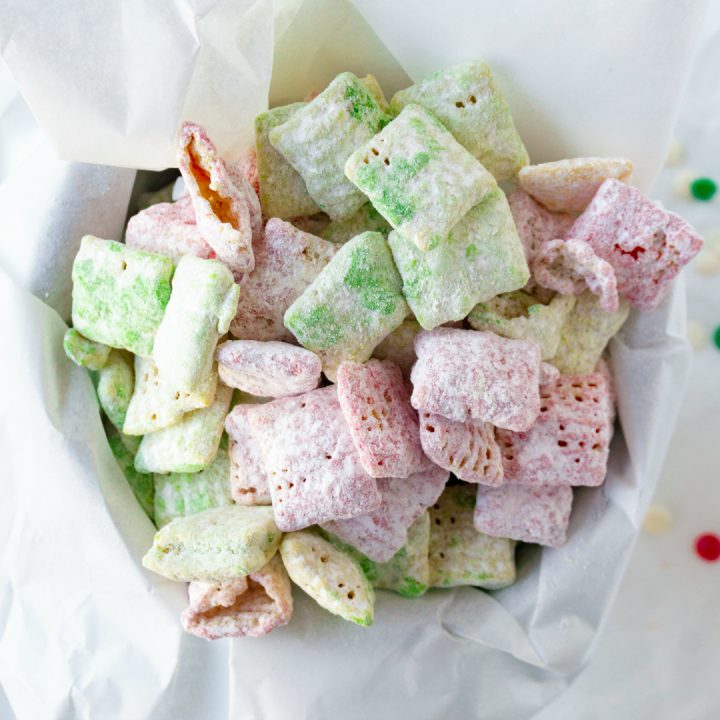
[64,62,703,639]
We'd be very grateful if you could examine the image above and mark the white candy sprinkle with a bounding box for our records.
[642,504,673,535]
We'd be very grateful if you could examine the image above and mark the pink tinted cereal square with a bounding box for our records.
[569,179,703,311]
[230,218,337,342]
[533,238,619,312]
[217,339,321,398]
[322,463,449,563]
[474,483,573,548]
[507,189,574,268]
[418,411,503,486]
[496,371,613,487]
[125,195,214,261]
[337,359,428,479]
[410,328,541,432]
[248,386,381,531]
[225,403,271,506]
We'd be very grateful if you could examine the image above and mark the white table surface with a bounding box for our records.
[1,11,718,720]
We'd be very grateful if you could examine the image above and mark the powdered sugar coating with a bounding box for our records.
[388,188,529,330]
[474,483,573,548]
[280,530,374,626]
[284,232,409,381]
[496,371,613,487]
[337,359,428,478]
[390,60,528,181]
[230,218,337,342]
[419,412,503,486]
[217,340,321,398]
[123,356,217,436]
[226,158,263,247]
[249,386,381,531]
[518,157,633,214]
[255,103,320,219]
[468,290,576,360]
[551,290,630,375]
[154,448,233,528]
[182,554,293,639]
[346,104,496,251]
[125,195,214,261]
[411,328,541,431]
[269,73,391,221]
[507,189,575,269]
[134,383,232,474]
[322,462,449,563]
[569,179,704,310]
[177,122,254,275]
[153,255,240,393]
[429,485,516,589]
[533,238,619,312]
[225,402,272,506]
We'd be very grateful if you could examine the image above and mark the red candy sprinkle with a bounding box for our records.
[694,533,720,562]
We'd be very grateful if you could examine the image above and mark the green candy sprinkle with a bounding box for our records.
[690,177,717,202]
[713,325,720,350]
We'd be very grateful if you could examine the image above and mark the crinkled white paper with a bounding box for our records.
[0,0,707,718]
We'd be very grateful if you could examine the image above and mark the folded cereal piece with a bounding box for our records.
[324,512,431,598]
[250,387,381,530]
[280,530,375,626]
[507,189,575,268]
[123,356,217,436]
[230,218,337,342]
[178,122,254,275]
[284,232,408,381]
[269,73,392,221]
[97,350,135,435]
[418,412,503,486]
[388,188,529,329]
[225,401,272,506]
[336,359,428,478]
[63,328,110,370]
[371,318,421,378]
[551,290,630,375]
[533,238,619,312]
[181,554,293,639]
[255,103,322,219]
[134,383,232,474]
[153,255,239,393]
[390,60,528,181]
[320,203,391,245]
[216,340,321,398]
[345,103,495,251]
[124,196,213,261]
[322,463,448,563]
[518,157,633,214]
[411,328,541,432]
[226,160,263,247]
[106,428,154,520]
[474,483,573,548]
[71,236,174,357]
[142,505,281,582]
[468,290,576,360]
[496,371,613,488]
[154,447,233,528]
[429,485,516,589]
[569,179,704,310]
